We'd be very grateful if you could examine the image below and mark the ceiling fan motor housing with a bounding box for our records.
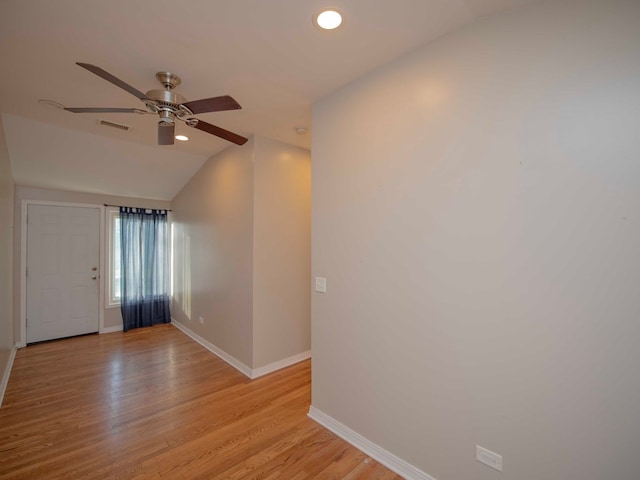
[144,71,191,122]
[144,88,191,121]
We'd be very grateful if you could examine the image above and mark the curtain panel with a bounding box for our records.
[119,207,171,331]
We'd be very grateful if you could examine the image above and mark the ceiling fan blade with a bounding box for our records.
[182,95,241,115]
[158,122,175,145]
[188,119,248,145]
[76,62,148,100]
[64,107,143,113]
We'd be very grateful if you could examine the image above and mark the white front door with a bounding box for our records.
[26,204,100,343]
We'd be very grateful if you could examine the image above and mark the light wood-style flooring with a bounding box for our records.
[0,324,401,479]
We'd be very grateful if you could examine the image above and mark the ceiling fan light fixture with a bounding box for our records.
[314,8,343,30]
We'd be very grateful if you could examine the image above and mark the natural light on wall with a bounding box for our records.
[171,222,191,321]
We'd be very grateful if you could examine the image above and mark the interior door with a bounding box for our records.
[26,204,100,343]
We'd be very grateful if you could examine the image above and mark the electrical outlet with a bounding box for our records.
[198,316,204,325]
[476,445,503,472]
[315,276,327,293]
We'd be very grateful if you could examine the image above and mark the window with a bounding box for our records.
[107,208,121,307]
[107,207,172,308]
[119,207,171,331]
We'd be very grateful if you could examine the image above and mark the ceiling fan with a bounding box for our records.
[64,62,248,146]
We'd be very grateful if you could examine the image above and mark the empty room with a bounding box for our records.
[1,0,639,479]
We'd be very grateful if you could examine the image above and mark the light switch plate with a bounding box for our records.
[315,277,327,293]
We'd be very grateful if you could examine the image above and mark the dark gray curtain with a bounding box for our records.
[120,207,170,332]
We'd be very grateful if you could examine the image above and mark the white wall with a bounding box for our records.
[0,115,15,373]
[253,136,311,368]
[171,135,311,371]
[13,186,171,337]
[171,138,256,367]
[311,1,640,479]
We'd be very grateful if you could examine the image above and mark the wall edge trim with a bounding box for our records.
[171,319,253,378]
[100,325,123,334]
[307,406,437,480]
[0,344,18,408]
[251,350,311,379]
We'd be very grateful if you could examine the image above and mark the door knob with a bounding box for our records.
[91,276,97,280]
[91,267,98,271]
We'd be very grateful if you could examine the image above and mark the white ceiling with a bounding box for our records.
[0,0,541,200]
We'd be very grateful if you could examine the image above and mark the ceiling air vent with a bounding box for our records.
[97,119,130,131]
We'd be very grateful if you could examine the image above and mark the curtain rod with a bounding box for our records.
[103,204,172,212]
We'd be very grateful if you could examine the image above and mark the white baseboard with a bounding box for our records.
[307,406,437,480]
[251,350,311,379]
[171,320,253,378]
[171,320,310,380]
[100,325,123,334]
[0,344,18,408]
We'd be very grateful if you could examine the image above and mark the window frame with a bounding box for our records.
[106,207,121,308]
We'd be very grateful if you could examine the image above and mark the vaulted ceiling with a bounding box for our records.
[0,0,542,200]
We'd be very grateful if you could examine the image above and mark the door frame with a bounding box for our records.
[18,200,106,347]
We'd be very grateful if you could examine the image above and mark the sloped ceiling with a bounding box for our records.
[0,0,542,200]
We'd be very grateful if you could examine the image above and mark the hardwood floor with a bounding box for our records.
[0,325,402,479]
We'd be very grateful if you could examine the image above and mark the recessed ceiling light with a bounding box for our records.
[295,127,308,135]
[314,8,343,30]
[175,135,189,141]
